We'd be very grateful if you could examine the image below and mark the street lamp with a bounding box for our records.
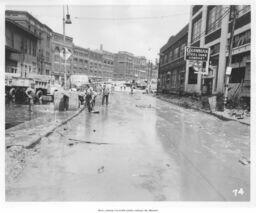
[63,5,72,89]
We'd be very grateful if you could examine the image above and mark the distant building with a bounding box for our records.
[134,56,147,81]
[73,45,90,75]
[185,5,250,99]
[158,24,188,94]
[88,49,103,81]
[114,51,134,81]
[102,49,114,81]
[52,32,74,84]
[113,52,148,81]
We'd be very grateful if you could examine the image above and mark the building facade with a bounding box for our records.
[102,50,114,81]
[114,51,134,81]
[133,56,147,81]
[88,49,104,81]
[184,5,250,99]
[6,10,53,78]
[5,18,39,80]
[73,45,90,75]
[158,25,188,94]
[113,52,149,81]
[52,32,74,84]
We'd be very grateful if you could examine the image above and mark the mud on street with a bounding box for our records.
[5,91,250,201]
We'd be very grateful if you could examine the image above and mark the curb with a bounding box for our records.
[6,106,85,149]
[156,96,250,126]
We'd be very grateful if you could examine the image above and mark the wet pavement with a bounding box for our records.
[5,103,55,129]
[6,91,250,201]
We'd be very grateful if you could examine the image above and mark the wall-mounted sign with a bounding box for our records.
[185,46,210,61]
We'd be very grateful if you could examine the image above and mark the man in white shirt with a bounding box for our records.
[25,83,35,111]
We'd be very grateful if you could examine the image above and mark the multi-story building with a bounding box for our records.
[52,32,74,84]
[87,49,103,81]
[5,18,39,79]
[73,45,90,75]
[185,5,250,99]
[101,46,114,81]
[158,24,188,94]
[133,56,147,81]
[114,51,134,81]
[5,10,53,77]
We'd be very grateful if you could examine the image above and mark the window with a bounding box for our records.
[233,30,250,48]
[188,66,198,84]
[236,5,250,17]
[47,36,50,48]
[46,52,50,62]
[207,6,222,34]
[164,55,167,64]
[173,47,179,59]
[32,41,37,56]
[192,18,202,43]
[180,43,186,57]
[210,43,220,55]
[229,67,245,83]
[46,69,49,75]
[170,70,177,88]
[169,51,173,61]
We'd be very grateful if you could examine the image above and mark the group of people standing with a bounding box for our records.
[83,83,111,112]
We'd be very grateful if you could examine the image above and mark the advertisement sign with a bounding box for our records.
[185,46,210,61]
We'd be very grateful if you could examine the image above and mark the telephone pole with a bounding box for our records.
[224,5,238,106]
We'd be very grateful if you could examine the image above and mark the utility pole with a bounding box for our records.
[63,5,66,89]
[62,5,72,89]
[224,5,238,106]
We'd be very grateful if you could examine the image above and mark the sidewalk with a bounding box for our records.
[6,106,85,149]
[156,93,250,126]
[5,106,85,183]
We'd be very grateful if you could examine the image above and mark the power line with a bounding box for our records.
[191,7,230,43]
[191,6,249,44]
[73,12,189,21]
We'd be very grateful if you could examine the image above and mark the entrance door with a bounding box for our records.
[204,78,213,95]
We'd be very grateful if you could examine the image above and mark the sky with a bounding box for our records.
[6,5,190,61]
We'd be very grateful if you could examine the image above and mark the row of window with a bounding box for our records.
[103,60,114,65]
[160,43,186,65]
[191,5,250,44]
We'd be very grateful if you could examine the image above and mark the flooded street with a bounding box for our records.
[6,92,250,201]
[5,103,55,129]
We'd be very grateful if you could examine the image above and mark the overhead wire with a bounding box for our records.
[73,12,189,21]
[191,6,250,44]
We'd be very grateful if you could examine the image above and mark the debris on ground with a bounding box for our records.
[238,156,250,166]
[93,129,96,132]
[135,104,155,109]
[68,138,109,145]
[97,166,104,174]
[92,110,100,114]
[6,146,27,182]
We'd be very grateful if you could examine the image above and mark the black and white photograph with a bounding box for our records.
[1,0,255,210]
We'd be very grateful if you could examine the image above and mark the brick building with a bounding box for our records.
[52,32,74,84]
[6,10,53,77]
[158,24,188,94]
[73,45,90,75]
[101,46,114,81]
[5,18,39,79]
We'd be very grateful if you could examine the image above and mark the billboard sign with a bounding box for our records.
[185,46,210,61]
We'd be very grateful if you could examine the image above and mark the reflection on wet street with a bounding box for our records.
[5,103,55,129]
[6,92,250,201]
